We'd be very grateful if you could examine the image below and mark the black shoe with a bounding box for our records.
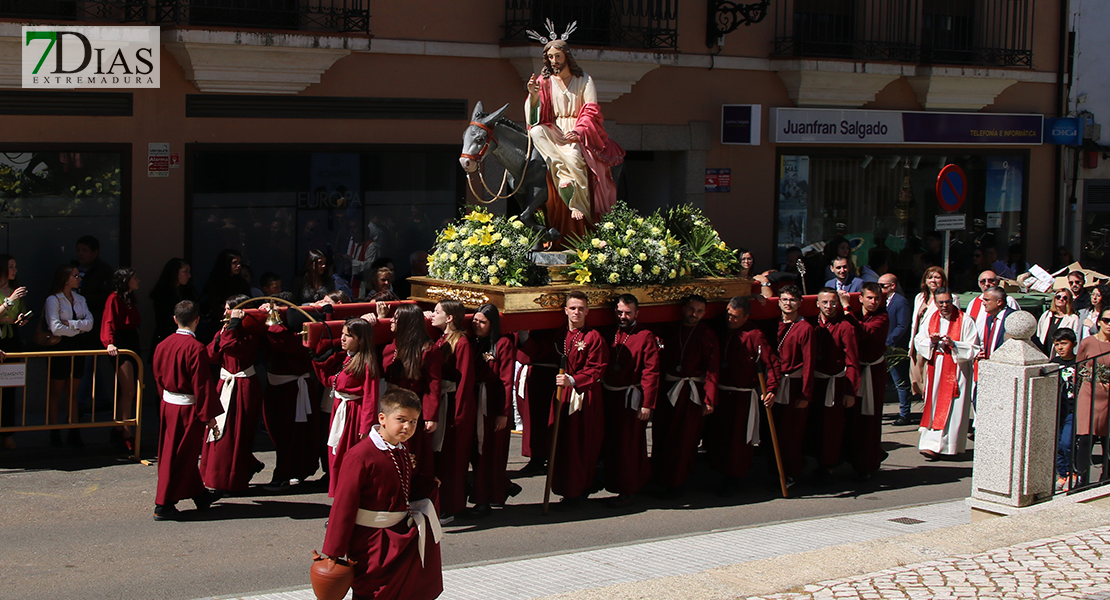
[506,481,523,498]
[519,459,547,477]
[154,504,181,521]
[66,429,84,448]
[892,416,914,427]
[553,494,585,512]
[253,460,265,475]
[459,504,492,519]
[653,486,684,500]
[809,468,834,487]
[193,490,224,511]
[50,430,63,448]
[606,493,635,508]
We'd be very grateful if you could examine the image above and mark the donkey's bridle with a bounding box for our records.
[460,121,497,162]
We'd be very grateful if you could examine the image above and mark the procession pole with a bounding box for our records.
[757,353,789,499]
[542,356,567,515]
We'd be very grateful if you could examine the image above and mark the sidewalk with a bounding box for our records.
[220,497,1110,600]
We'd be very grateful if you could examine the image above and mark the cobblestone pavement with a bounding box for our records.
[748,526,1110,600]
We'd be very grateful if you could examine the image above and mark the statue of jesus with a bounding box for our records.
[525,21,624,226]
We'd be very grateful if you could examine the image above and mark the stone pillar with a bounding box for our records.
[970,311,1058,516]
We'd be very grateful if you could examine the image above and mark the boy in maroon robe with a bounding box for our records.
[601,294,660,507]
[321,387,443,600]
[772,285,814,487]
[153,300,222,521]
[653,295,719,495]
[842,282,890,479]
[807,288,861,485]
[550,290,608,509]
[200,294,265,494]
[709,296,780,494]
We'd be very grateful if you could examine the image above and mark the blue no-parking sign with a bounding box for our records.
[936,164,967,213]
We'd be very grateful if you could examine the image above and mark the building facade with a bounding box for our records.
[0,0,1065,338]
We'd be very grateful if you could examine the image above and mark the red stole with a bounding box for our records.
[924,309,964,430]
[536,76,624,220]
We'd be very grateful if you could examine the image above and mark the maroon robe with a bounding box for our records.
[518,328,562,459]
[772,318,815,479]
[470,335,516,505]
[322,429,442,600]
[652,321,719,489]
[433,334,476,517]
[807,315,861,468]
[154,331,223,506]
[601,324,659,496]
[709,325,781,478]
[264,323,324,484]
[549,326,608,499]
[311,338,381,497]
[845,310,890,474]
[382,343,443,483]
[200,320,264,492]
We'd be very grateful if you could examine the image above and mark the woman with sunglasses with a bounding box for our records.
[44,264,95,447]
[1036,288,1081,353]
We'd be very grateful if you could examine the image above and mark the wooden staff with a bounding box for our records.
[542,356,567,515]
[758,346,789,498]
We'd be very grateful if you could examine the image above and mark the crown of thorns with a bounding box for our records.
[525,19,577,44]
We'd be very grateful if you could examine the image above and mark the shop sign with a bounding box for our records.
[0,363,26,387]
[722,105,761,145]
[22,26,159,89]
[772,108,1042,145]
[705,168,731,192]
[1043,117,1084,146]
[148,143,169,178]
[935,214,966,231]
[986,213,1003,229]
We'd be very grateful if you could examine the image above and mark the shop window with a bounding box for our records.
[776,152,1026,295]
[190,148,460,303]
[0,150,123,318]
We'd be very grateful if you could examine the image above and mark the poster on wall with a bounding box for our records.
[984,156,1023,213]
[778,156,809,262]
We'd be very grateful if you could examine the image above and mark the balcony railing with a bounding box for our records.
[772,0,1034,68]
[0,0,371,34]
[504,0,678,50]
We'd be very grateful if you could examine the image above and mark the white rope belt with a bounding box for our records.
[858,357,885,416]
[602,381,643,411]
[432,380,456,453]
[162,391,195,406]
[774,369,803,405]
[355,497,442,566]
[664,374,705,407]
[516,362,558,399]
[327,389,361,453]
[814,367,847,408]
[209,365,256,442]
[719,384,760,445]
[268,372,312,423]
[565,385,586,416]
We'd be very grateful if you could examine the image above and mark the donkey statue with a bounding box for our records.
[459,101,560,245]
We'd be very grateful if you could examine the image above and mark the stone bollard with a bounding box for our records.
[969,310,1058,517]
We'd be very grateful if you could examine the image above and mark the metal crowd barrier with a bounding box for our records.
[0,349,143,460]
[1046,348,1110,496]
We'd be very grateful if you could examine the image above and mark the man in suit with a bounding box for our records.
[826,256,863,293]
[879,273,913,426]
[978,286,1017,362]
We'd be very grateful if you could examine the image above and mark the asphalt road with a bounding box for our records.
[0,404,972,600]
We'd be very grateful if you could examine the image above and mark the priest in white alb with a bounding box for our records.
[914,287,980,459]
